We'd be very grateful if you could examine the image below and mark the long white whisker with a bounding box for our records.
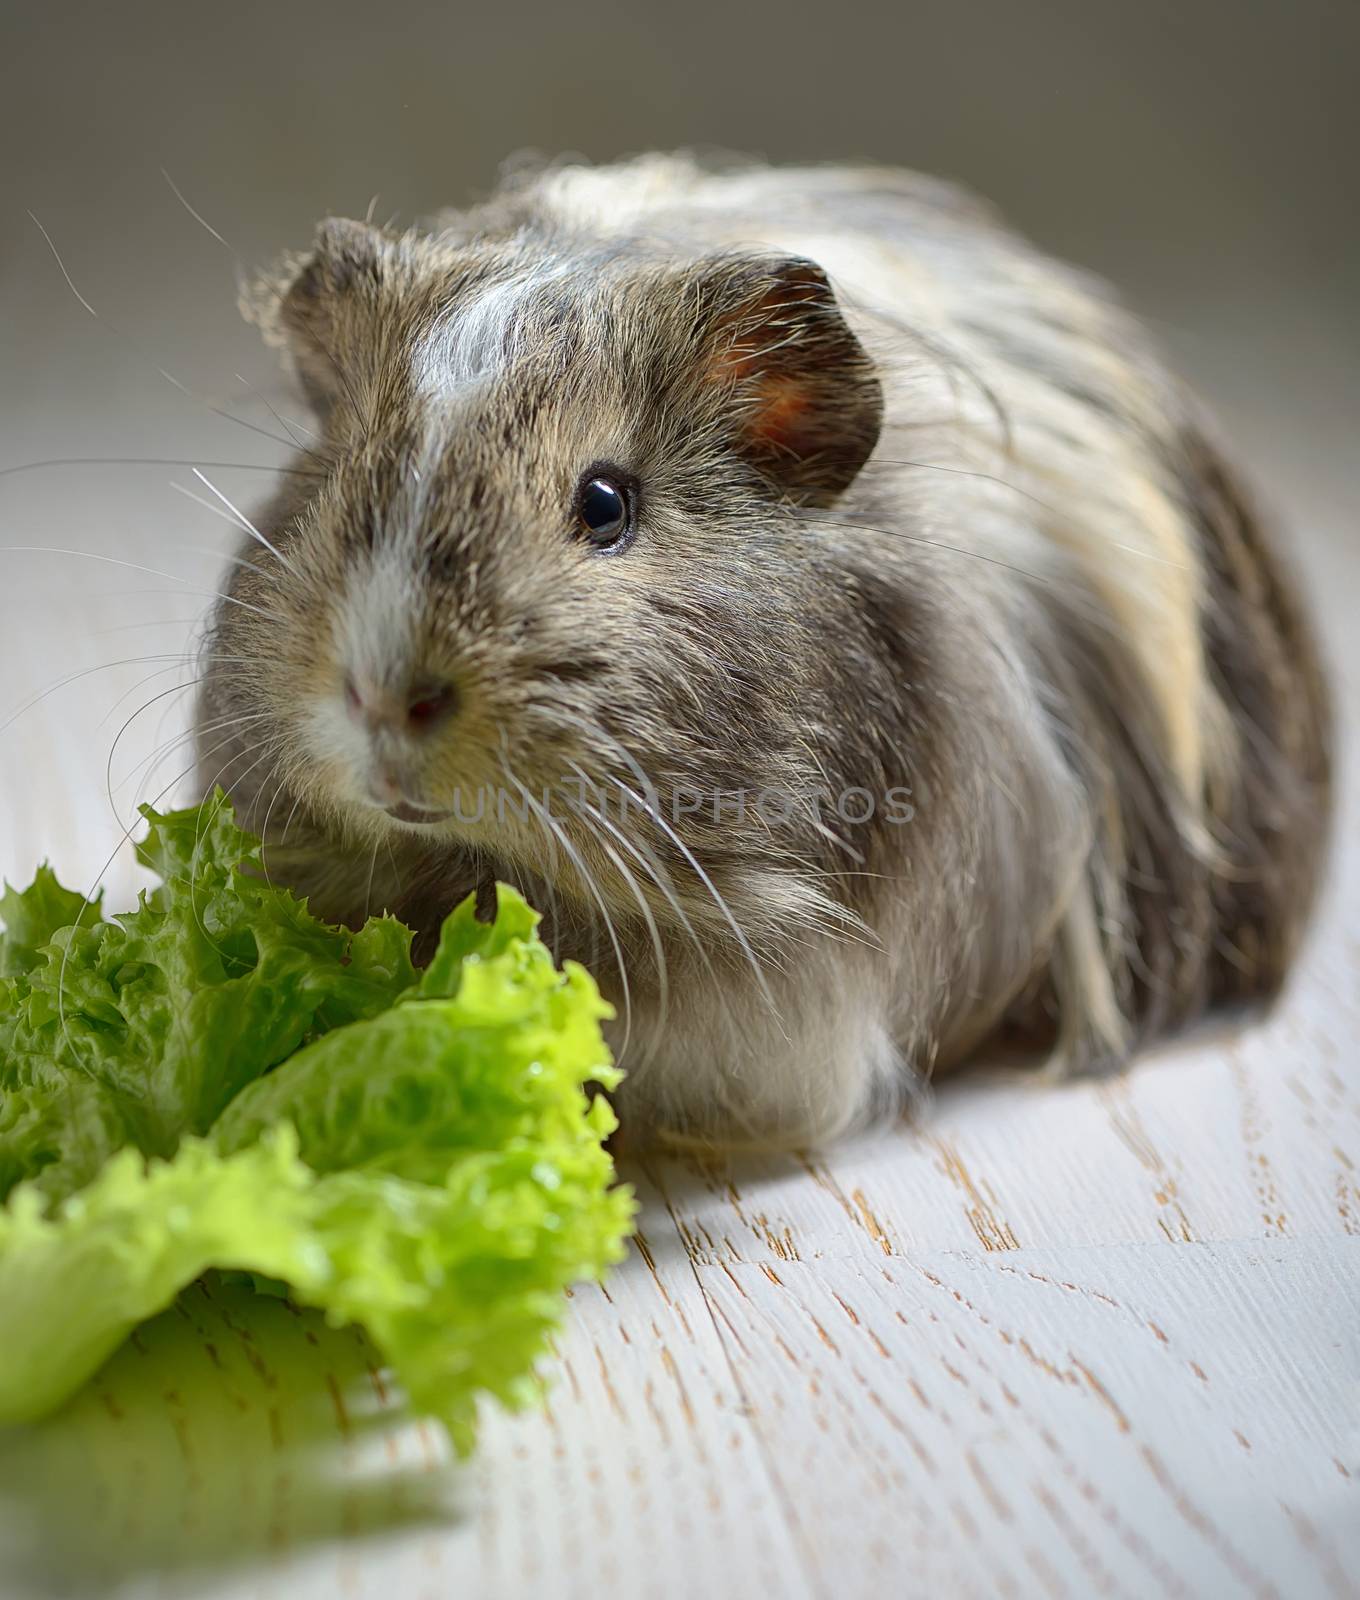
[96,657,242,737]
[127,710,272,805]
[91,585,284,621]
[563,756,712,974]
[382,836,405,919]
[279,786,308,849]
[190,468,300,578]
[0,546,284,622]
[257,770,298,891]
[29,212,308,462]
[168,483,281,577]
[531,807,564,963]
[160,168,241,259]
[500,751,633,1061]
[571,795,668,1056]
[607,768,785,1036]
[0,457,323,482]
[235,372,319,449]
[0,651,196,737]
[104,676,208,820]
[91,615,202,636]
[28,211,99,318]
[362,837,380,921]
[547,706,787,1040]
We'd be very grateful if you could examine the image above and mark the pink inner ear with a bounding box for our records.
[747,373,813,456]
[707,273,830,459]
[698,259,880,497]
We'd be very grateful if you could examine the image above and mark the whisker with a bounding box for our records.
[500,748,634,1061]
[0,457,324,482]
[191,468,299,577]
[571,770,713,986]
[126,709,272,806]
[92,586,284,621]
[0,546,285,622]
[95,659,199,736]
[362,837,380,921]
[867,454,1054,514]
[105,676,208,821]
[279,786,308,849]
[116,722,203,804]
[185,741,286,950]
[797,515,1050,586]
[160,168,242,260]
[29,212,310,462]
[306,327,371,442]
[235,372,319,450]
[91,616,203,636]
[194,396,316,459]
[572,796,669,1055]
[607,767,785,1036]
[0,650,202,737]
[256,762,305,889]
[548,707,786,1042]
[28,211,99,318]
[168,483,279,579]
[533,800,564,963]
[382,836,405,921]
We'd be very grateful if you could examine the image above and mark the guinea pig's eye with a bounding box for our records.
[575,473,634,552]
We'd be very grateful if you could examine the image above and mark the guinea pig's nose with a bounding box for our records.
[403,680,459,731]
[345,674,459,735]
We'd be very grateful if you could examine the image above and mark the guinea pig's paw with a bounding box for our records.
[743,1002,907,1149]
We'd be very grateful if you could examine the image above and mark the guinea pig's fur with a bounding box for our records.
[199,153,1332,1145]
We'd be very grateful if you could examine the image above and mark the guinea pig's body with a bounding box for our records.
[199,154,1331,1143]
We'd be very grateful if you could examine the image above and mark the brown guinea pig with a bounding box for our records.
[197,153,1332,1145]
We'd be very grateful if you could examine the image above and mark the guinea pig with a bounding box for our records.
[197,153,1332,1146]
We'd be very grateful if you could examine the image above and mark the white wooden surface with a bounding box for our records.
[1,389,1357,1598]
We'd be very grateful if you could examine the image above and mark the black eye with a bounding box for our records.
[576,474,633,551]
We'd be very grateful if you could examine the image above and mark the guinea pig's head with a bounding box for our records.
[202,218,883,928]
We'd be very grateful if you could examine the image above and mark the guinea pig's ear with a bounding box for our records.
[275,218,395,417]
[699,255,883,504]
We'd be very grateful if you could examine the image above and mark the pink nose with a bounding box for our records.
[345,674,459,735]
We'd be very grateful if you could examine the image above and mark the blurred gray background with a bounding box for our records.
[0,0,1356,883]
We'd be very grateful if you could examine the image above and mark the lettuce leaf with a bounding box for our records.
[0,794,633,1449]
[0,866,103,980]
[0,792,417,1201]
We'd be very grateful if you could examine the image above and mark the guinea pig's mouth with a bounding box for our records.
[383,800,456,826]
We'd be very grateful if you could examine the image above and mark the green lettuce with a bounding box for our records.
[0,793,633,1450]
[0,795,418,1200]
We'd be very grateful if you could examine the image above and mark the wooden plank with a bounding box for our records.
[697,1240,1360,1600]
